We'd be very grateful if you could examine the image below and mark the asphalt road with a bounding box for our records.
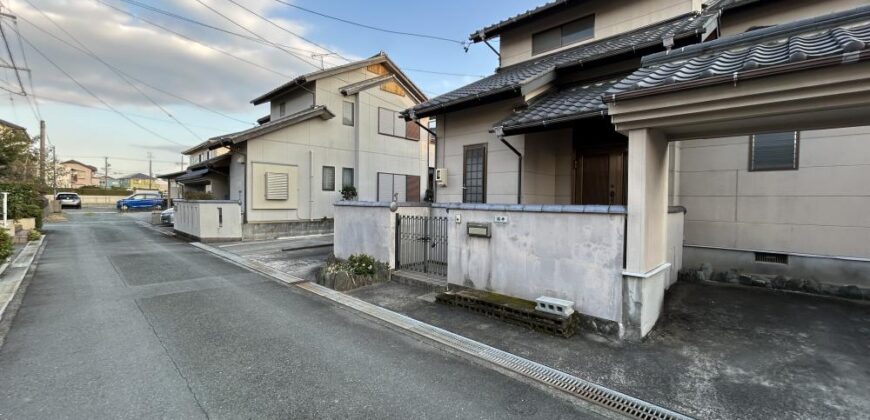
[0,210,601,419]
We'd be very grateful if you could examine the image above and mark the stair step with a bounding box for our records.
[391,270,447,291]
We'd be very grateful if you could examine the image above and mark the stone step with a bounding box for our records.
[391,270,447,292]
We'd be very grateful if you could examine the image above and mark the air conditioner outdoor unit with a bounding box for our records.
[434,168,447,186]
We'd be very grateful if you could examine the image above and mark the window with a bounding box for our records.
[322,166,335,191]
[265,172,289,200]
[279,102,286,117]
[378,108,419,140]
[377,173,421,202]
[463,144,487,203]
[342,101,354,126]
[750,131,799,171]
[342,168,354,189]
[532,15,594,55]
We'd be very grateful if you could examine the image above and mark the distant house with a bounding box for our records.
[118,172,165,192]
[60,160,99,188]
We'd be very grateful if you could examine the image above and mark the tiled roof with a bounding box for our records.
[494,80,617,134]
[469,0,570,42]
[409,12,709,118]
[610,7,870,95]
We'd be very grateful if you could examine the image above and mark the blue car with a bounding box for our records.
[117,192,164,211]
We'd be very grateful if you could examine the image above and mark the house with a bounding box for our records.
[96,175,122,189]
[335,0,870,339]
[173,52,432,241]
[59,160,99,188]
[118,173,166,192]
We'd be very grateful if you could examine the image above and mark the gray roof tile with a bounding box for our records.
[610,9,870,95]
[409,12,709,118]
[495,80,616,132]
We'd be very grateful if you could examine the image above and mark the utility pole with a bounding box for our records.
[51,146,57,195]
[147,152,153,190]
[39,120,45,184]
[103,156,109,189]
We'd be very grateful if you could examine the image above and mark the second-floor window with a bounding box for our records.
[532,14,594,55]
[378,108,420,140]
[343,101,354,126]
[279,102,286,117]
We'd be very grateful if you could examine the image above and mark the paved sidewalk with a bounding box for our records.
[348,280,870,420]
[216,235,332,282]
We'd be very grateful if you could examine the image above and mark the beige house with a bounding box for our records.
[174,53,431,240]
[59,160,99,188]
[335,0,870,339]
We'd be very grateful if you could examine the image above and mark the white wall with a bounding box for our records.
[673,125,870,259]
[437,204,626,322]
[174,200,242,241]
[270,88,315,120]
[333,202,431,268]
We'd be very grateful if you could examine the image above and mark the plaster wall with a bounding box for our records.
[440,206,625,322]
[174,200,242,241]
[719,0,867,37]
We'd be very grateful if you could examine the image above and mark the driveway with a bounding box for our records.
[0,211,601,419]
[350,280,870,419]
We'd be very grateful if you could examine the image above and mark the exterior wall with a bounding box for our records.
[174,200,242,242]
[229,148,245,206]
[245,66,427,224]
[520,128,573,204]
[62,162,98,188]
[666,209,685,287]
[437,204,626,322]
[435,99,526,204]
[204,174,229,200]
[270,88,315,120]
[334,202,431,267]
[498,0,700,67]
[673,125,870,283]
[719,0,866,37]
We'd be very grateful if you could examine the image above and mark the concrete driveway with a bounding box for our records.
[0,211,601,419]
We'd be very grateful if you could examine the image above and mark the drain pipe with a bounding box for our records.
[494,126,522,204]
[410,110,438,202]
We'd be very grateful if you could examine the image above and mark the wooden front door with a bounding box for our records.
[574,148,627,205]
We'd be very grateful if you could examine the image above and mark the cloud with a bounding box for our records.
[7,0,357,113]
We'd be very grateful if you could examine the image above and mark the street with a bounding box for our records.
[0,210,600,419]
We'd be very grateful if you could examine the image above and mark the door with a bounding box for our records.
[463,144,486,203]
[575,149,626,205]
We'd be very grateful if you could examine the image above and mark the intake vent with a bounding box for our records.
[755,252,788,265]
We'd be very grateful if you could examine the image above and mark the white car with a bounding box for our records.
[55,192,81,209]
[160,207,175,225]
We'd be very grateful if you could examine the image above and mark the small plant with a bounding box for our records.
[27,229,41,242]
[347,254,376,276]
[0,228,12,261]
[183,190,214,200]
[424,188,434,202]
[340,185,357,201]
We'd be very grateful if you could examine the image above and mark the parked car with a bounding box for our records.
[160,207,175,225]
[116,192,164,211]
[55,192,81,209]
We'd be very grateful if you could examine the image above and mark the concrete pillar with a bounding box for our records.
[622,128,670,340]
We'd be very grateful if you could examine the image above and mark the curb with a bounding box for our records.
[191,241,691,420]
[0,236,46,327]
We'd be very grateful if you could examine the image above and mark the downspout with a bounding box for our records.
[410,109,436,201]
[354,93,361,194]
[309,149,314,220]
[494,126,522,204]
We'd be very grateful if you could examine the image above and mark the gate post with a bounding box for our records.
[395,213,401,270]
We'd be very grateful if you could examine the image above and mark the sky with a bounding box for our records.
[0,0,543,177]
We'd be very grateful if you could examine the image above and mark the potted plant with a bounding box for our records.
[340,185,357,201]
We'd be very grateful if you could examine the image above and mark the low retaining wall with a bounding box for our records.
[242,218,333,241]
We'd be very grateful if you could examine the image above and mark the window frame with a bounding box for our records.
[322,166,336,191]
[748,131,800,172]
[462,143,487,204]
[377,107,419,141]
[532,14,595,56]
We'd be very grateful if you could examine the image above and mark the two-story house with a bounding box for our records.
[60,160,99,188]
[336,0,870,339]
[174,52,431,240]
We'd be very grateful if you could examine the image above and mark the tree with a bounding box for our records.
[0,127,39,183]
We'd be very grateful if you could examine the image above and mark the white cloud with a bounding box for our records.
[6,0,356,112]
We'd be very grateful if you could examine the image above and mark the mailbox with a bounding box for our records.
[467,222,491,238]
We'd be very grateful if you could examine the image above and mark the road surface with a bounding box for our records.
[0,210,600,419]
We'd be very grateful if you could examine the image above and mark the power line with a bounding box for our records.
[20,0,202,143]
[403,68,484,78]
[0,9,25,96]
[271,0,467,46]
[96,0,293,79]
[15,30,189,147]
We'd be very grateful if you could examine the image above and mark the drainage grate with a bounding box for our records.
[755,252,788,264]
[296,282,693,420]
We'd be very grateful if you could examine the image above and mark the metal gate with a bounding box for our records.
[395,214,448,277]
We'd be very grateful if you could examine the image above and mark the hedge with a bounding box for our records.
[0,183,46,228]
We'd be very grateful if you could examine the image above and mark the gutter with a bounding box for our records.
[606,51,870,102]
[492,110,606,136]
[494,126,522,204]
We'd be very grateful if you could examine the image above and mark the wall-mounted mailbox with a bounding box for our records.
[467,222,491,238]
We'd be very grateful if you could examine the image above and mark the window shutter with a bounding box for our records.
[264,172,289,200]
[405,120,420,140]
[532,27,561,55]
[322,166,335,191]
[750,132,798,171]
[562,15,594,44]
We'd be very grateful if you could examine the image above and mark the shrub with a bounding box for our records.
[27,229,41,242]
[347,254,376,276]
[340,185,357,201]
[183,190,214,200]
[0,228,11,261]
[0,182,45,228]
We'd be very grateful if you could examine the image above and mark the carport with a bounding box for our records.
[604,9,870,337]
